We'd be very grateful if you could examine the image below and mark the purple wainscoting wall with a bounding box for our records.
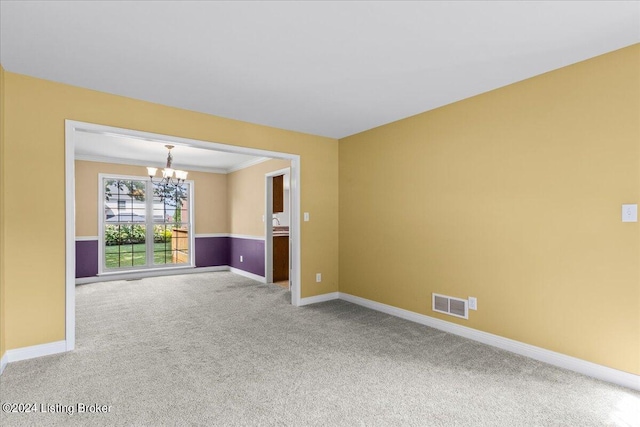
[195,236,230,267]
[75,236,264,279]
[229,237,265,277]
[76,239,99,278]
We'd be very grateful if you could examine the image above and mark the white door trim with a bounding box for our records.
[65,121,76,351]
[65,120,303,353]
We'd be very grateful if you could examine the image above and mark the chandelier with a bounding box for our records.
[147,145,188,187]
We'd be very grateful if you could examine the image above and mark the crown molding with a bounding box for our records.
[75,154,229,174]
[226,156,271,173]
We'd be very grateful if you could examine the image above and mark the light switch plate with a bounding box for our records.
[622,204,638,222]
[304,212,310,222]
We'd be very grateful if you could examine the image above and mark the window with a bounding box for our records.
[100,175,193,273]
[151,181,191,266]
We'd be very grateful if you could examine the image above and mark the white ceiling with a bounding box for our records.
[74,131,268,173]
[1,1,638,139]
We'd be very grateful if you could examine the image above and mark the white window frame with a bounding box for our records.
[98,173,196,275]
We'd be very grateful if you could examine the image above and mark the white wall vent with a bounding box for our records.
[432,293,468,319]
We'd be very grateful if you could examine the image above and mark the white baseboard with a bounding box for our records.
[76,266,228,285]
[299,292,340,306]
[338,293,640,391]
[229,267,266,283]
[0,351,7,375]
[193,266,230,273]
[6,340,68,364]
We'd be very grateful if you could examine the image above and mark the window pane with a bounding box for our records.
[104,179,146,223]
[153,183,189,224]
[172,226,189,264]
[104,224,146,269]
[153,224,171,265]
[154,225,189,265]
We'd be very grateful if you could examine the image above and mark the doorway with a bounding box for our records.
[65,120,302,352]
[265,169,291,288]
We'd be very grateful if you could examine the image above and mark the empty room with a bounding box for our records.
[0,1,638,426]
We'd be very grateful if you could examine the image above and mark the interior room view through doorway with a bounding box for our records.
[65,120,302,351]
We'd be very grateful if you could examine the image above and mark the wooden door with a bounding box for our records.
[273,175,284,213]
[273,235,289,281]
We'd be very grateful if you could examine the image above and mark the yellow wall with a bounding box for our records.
[2,72,339,349]
[75,161,229,237]
[227,159,291,237]
[0,65,6,360]
[3,45,635,375]
[339,45,640,374]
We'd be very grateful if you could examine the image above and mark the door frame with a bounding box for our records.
[65,120,302,351]
[265,168,291,285]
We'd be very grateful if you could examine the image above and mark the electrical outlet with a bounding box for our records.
[316,273,321,282]
[468,297,477,311]
[240,255,243,263]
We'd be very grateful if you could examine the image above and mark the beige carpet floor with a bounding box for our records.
[0,272,638,426]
